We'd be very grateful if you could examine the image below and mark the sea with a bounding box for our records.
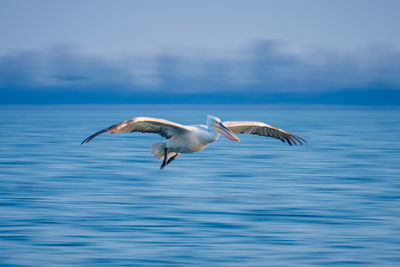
[0,105,399,266]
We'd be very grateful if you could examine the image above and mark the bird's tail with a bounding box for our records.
[151,142,174,160]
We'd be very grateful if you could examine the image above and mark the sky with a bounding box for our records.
[1,0,400,57]
[1,0,400,105]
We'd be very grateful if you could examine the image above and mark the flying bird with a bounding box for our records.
[81,115,306,169]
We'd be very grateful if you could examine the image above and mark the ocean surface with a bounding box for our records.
[1,105,400,266]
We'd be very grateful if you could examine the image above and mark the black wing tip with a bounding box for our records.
[80,127,111,145]
[284,135,307,146]
[293,135,307,146]
[287,138,293,146]
[80,134,96,145]
[81,138,91,145]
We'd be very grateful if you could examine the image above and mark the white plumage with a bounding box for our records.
[82,115,306,169]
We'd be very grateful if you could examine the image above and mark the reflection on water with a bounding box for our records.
[1,105,400,266]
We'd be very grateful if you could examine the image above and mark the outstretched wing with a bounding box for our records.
[81,117,190,144]
[223,121,306,146]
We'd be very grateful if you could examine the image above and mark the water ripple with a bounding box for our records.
[0,105,400,266]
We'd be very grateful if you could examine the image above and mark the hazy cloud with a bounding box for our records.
[1,41,399,104]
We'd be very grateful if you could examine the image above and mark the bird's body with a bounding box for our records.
[167,124,219,153]
[82,115,306,169]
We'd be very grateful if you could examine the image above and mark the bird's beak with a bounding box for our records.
[215,122,240,142]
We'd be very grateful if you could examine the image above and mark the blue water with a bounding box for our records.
[1,105,400,266]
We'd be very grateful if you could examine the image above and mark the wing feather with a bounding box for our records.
[81,117,190,144]
[223,121,306,146]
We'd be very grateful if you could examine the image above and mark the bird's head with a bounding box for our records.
[207,115,240,142]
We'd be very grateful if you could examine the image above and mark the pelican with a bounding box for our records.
[81,115,306,169]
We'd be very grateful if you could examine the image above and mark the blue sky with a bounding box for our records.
[1,0,400,57]
[1,0,400,105]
